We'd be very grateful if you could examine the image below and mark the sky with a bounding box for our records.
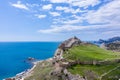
[0,0,120,41]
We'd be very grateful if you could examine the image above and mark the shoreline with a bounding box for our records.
[4,59,45,80]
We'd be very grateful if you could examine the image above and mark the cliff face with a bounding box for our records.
[52,37,86,80]
[100,41,120,52]
[59,36,81,50]
[54,36,82,61]
[105,41,120,52]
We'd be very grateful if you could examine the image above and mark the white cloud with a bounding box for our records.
[38,24,111,33]
[26,3,39,8]
[84,0,120,24]
[35,14,47,19]
[10,0,120,36]
[71,0,100,8]
[11,1,29,10]
[50,0,100,8]
[38,25,87,33]
[56,6,81,14]
[52,14,84,25]
[49,12,60,16]
[56,6,68,11]
[42,4,52,10]
[49,0,67,3]
[101,31,120,37]
[38,21,120,34]
[54,0,120,25]
[63,19,81,25]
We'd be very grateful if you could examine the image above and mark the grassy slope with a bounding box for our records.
[25,61,57,80]
[63,44,120,61]
[63,44,120,80]
[25,44,120,80]
[102,67,120,80]
[68,63,120,80]
[68,63,120,76]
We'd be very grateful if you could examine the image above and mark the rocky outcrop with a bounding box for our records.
[54,36,82,61]
[54,36,82,62]
[105,41,120,52]
[100,43,106,49]
[5,78,15,80]
[58,36,81,50]
[51,37,86,80]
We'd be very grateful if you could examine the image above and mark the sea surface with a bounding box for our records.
[0,42,60,80]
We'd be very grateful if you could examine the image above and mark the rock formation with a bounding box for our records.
[51,36,85,80]
[105,41,120,52]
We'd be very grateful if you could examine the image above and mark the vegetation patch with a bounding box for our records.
[102,66,120,80]
[25,61,55,80]
[63,44,120,80]
[68,63,120,80]
[63,44,120,62]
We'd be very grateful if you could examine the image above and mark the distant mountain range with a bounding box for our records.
[93,36,120,52]
[94,36,120,44]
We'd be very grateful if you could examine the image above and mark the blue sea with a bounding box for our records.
[0,42,60,80]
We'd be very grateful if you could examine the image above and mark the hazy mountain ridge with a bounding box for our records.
[94,36,120,52]
[94,36,120,44]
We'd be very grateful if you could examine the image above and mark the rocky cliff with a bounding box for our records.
[54,36,82,61]
[105,41,120,52]
[51,36,85,80]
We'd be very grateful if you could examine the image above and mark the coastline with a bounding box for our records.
[3,37,120,80]
[0,42,60,80]
[4,59,44,80]
[4,37,83,80]
[4,37,85,80]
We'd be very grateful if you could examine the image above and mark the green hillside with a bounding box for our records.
[63,44,120,80]
[24,38,120,80]
[63,44,120,61]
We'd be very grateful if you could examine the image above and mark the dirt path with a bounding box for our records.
[99,66,120,80]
